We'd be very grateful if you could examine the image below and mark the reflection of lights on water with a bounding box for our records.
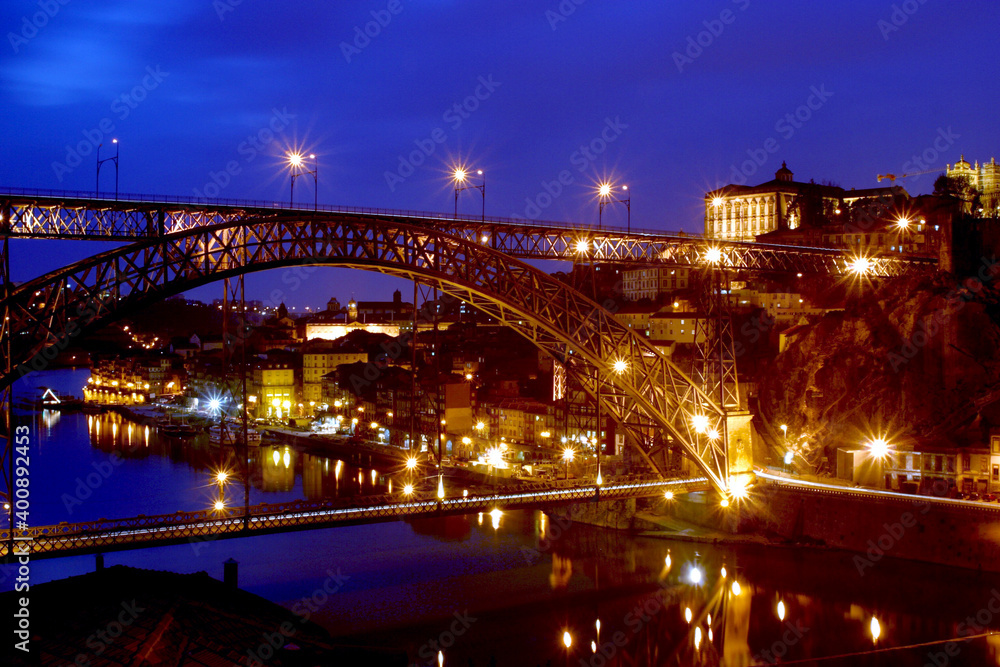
[477,512,483,526]
[591,641,596,653]
[685,607,692,624]
[707,614,711,625]
[731,580,742,596]
[388,479,392,494]
[871,616,881,644]
[777,600,786,621]
[490,508,502,530]
[358,472,363,484]
[144,425,149,446]
[283,450,291,469]
[720,566,727,579]
[112,422,118,438]
[371,469,377,484]
[335,460,343,479]
[694,626,702,649]
[437,475,444,499]
[665,553,671,569]
[272,449,280,466]
[462,489,468,497]
[708,628,713,642]
[437,650,444,667]
[688,566,702,585]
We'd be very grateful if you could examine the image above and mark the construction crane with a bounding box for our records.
[876,167,943,183]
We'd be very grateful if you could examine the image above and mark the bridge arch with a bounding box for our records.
[5,215,735,492]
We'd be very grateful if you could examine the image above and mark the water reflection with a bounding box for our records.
[80,412,395,507]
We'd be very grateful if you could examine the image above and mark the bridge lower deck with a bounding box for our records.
[2,477,708,560]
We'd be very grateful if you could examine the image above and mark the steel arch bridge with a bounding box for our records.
[2,213,741,494]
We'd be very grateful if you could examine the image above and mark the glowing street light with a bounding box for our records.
[896,216,911,230]
[612,358,628,374]
[453,166,485,221]
[287,151,319,210]
[664,490,674,501]
[597,182,631,231]
[406,457,418,470]
[704,247,723,264]
[691,414,709,434]
[867,437,890,460]
[848,255,873,277]
[96,138,119,199]
[575,238,590,255]
[562,447,575,480]
[402,483,414,496]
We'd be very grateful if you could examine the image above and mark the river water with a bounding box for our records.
[5,369,1000,666]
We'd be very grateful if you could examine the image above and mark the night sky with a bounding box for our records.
[2,0,998,307]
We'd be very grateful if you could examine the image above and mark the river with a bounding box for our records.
[5,369,1000,666]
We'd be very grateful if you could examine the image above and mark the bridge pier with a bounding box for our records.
[726,410,755,483]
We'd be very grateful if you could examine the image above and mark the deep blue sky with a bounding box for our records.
[3,0,998,307]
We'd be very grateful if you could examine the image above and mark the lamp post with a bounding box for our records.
[780,424,788,472]
[96,139,119,199]
[288,152,319,210]
[597,182,630,232]
[562,447,575,480]
[453,168,485,221]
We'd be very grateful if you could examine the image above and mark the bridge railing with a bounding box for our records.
[0,474,696,545]
[0,185,699,239]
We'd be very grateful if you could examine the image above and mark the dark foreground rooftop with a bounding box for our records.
[6,563,406,666]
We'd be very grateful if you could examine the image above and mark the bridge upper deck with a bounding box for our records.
[0,188,936,277]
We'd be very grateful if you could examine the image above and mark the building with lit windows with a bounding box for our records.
[621,267,691,302]
[301,338,369,403]
[705,162,907,241]
[251,361,296,417]
[947,155,1000,215]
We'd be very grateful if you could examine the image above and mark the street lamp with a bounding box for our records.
[597,182,630,232]
[288,152,319,210]
[562,447,575,480]
[96,139,119,199]
[780,424,788,472]
[453,167,485,221]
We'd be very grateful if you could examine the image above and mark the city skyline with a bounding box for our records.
[2,0,998,306]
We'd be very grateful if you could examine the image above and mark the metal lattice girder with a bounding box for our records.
[0,192,935,277]
[0,476,709,558]
[2,216,734,491]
